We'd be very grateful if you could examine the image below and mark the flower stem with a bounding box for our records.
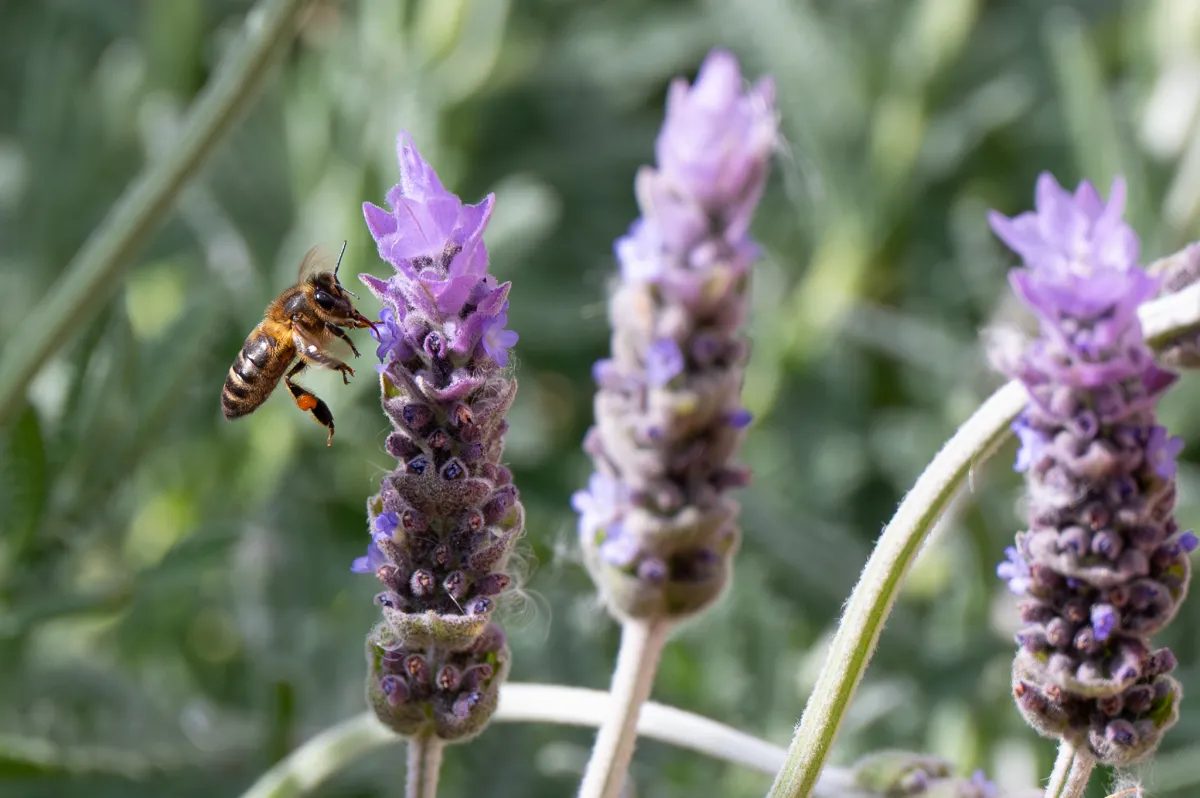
[766,281,1200,798]
[405,735,444,798]
[1044,743,1095,798]
[577,619,672,798]
[239,712,392,798]
[0,0,312,427]
[1043,744,1076,798]
[239,682,853,798]
[767,380,1028,798]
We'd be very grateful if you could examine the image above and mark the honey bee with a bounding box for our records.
[221,242,377,445]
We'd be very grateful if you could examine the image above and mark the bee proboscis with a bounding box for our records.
[221,242,376,446]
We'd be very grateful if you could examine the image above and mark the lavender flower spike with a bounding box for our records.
[574,49,778,621]
[355,132,521,742]
[989,173,1195,766]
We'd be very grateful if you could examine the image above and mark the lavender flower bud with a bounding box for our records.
[989,173,1195,766]
[366,621,510,742]
[573,49,778,621]
[354,132,523,740]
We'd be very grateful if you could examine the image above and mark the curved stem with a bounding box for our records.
[240,713,391,798]
[577,619,672,798]
[499,683,788,775]
[0,0,312,427]
[767,380,1027,797]
[766,281,1200,798]
[405,735,443,798]
[238,682,853,798]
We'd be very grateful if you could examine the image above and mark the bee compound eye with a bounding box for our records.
[314,289,336,311]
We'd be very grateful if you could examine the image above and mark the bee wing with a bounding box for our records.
[296,245,336,283]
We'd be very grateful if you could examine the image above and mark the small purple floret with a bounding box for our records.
[1091,604,1118,642]
[1011,414,1047,473]
[1147,426,1185,480]
[572,472,627,543]
[997,546,1032,595]
[645,339,685,387]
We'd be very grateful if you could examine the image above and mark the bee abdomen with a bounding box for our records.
[222,331,279,419]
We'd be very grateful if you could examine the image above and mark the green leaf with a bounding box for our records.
[0,405,48,556]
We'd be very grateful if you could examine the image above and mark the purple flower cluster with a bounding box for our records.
[573,50,777,620]
[990,173,1196,765]
[354,133,523,741]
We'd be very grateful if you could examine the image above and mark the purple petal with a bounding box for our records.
[359,272,392,303]
[599,523,641,567]
[997,546,1031,595]
[351,541,387,574]
[725,408,753,429]
[1011,415,1047,472]
[481,310,518,367]
[1091,603,1118,641]
[363,202,397,240]
[1147,426,1185,480]
[645,338,685,387]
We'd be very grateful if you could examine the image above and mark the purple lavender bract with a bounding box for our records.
[989,173,1195,766]
[354,132,521,742]
[573,49,777,621]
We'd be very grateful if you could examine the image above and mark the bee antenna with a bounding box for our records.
[334,240,348,280]
[333,240,360,297]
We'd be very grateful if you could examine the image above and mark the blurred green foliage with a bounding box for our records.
[4,1,1200,797]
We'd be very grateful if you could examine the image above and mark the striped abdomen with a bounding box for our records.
[222,328,292,419]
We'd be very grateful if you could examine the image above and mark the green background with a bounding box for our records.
[3,0,1200,796]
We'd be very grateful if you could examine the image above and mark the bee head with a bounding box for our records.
[310,242,376,331]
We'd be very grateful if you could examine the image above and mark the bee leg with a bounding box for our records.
[284,361,336,446]
[306,354,354,385]
[326,323,361,358]
[293,328,355,384]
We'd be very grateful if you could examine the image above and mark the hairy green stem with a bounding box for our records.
[238,682,849,798]
[1043,743,1076,798]
[766,280,1200,798]
[405,735,443,798]
[0,0,312,427]
[577,619,672,798]
[1041,745,1095,798]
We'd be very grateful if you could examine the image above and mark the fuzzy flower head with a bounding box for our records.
[576,50,776,623]
[655,50,777,239]
[989,173,1193,767]
[360,132,517,371]
[988,174,1141,281]
[355,132,524,742]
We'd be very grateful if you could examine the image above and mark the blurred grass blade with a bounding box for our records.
[0,0,312,427]
[0,734,176,780]
[1044,6,1151,234]
[62,291,225,520]
[0,406,48,556]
